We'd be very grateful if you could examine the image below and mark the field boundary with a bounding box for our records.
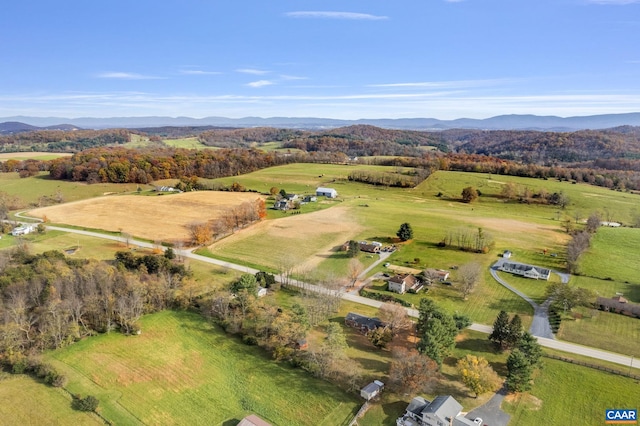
[543,353,640,380]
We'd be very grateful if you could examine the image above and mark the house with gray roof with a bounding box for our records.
[500,262,550,280]
[397,395,475,426]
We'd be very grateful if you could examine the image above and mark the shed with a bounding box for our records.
[360,380,384,401]
[316,187,338,198]
[238,414,272,426]
[503,250,512,258]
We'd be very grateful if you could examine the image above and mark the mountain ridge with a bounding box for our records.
[2,112,640,131]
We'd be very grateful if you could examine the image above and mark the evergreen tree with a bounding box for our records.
[489,310,511,351]
[506,314,524,349]
[417,317,455,366]
[506,349,533,392]
[517,331,543,367]
[396,222,413,241]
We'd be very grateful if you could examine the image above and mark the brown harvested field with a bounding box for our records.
[0,152,72,159]
[29,192,264,242]
[208,205,363,272]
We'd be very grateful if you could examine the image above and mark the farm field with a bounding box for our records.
[45,310,360,426]
[205,205,365,274]
[0,374,102,425]
[0,151,72,160]
[0,172,142,207]
[28,191,264,243]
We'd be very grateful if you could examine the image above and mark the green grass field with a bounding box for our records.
[0,373,102,425]
[162,137,214,149]
[578,227,640,291]
[45,310,360,426]
[0,172,142,207]
[503,358,640,426]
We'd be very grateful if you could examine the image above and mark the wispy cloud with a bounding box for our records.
[247,80,275,88]
[286,11,388,20]
[279,75,308,81]
[237,68,269,75]
[96,72,163,80]
[180,70,222,75]
[587,0,640,4]
[369,78,515,89]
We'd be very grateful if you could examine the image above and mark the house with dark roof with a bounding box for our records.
[397,395,476,426]
[596,296,640,318]
[500,262,550,280]
[345,312,384,334]
[359,242,381,253]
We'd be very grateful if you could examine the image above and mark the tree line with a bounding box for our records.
[187,198,266,245]
[0,129,130,153]
[0,248,192,368]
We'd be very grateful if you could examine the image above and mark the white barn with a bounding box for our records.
[316,187,338,198]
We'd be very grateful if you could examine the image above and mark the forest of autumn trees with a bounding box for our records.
[4,124,640,191]
[0,248,191,363]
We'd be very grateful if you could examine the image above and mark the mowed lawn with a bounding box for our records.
[504,358,640,426]
[0,374,102,425]
[45,310,360,426]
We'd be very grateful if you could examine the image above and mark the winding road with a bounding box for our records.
[14,218,639,371]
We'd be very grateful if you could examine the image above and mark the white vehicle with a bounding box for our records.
[473,418,483,425]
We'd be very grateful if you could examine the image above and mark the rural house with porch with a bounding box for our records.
[397,395,475,426]
[500,262,551,280]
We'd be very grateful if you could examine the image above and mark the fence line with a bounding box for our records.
[544,353,640,380]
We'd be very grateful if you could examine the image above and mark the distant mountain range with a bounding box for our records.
[2,112,640,132]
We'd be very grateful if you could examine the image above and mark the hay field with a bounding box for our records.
[29,192,264,242]
[0,151,72,160]
[208,205,363,272]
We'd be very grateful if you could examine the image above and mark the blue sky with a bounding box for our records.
[1,0,639,119]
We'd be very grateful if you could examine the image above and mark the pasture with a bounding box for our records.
[0,373,102,425]
[28,191,264,243]
[46,310,360,426]
[503,357,640,426]
[0,172,141,207]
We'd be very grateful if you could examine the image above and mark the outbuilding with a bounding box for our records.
[316,187,338,198]
[360,380,384,401]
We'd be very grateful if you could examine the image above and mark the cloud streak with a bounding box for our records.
[236,68,269,75]
[246,80,275,88]
[286,11,388,20]
[96,72,163,80]
[180,70,222,75]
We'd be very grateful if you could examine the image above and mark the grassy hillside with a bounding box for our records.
[0,172,142,208]
[0,373,102,425]
[46,310,360,426]
[504,358,640,426]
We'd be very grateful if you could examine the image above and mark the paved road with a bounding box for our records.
[24,223,640,371]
